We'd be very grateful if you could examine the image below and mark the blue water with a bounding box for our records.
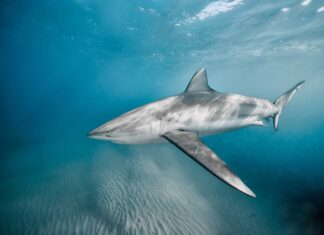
[1,0,324,234]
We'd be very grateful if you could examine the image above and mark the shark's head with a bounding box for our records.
[87,108,158,144]
[87,125,115,141]
[87,118,134,144]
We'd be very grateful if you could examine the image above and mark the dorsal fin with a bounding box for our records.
[185,68,214,92]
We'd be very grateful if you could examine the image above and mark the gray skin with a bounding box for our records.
[88,68,304,198]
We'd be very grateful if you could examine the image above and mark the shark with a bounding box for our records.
[88,68,305,198]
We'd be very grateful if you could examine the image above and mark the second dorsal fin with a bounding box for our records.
[185,68,214,93]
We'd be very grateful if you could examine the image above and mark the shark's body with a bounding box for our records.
[89,68,304,197]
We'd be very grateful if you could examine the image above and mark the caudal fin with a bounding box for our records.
[273,80,305,131]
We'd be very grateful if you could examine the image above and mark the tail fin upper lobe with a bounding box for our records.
[273,80,305,131]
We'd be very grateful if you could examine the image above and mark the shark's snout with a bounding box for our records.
[87,129,111,139]
[87,130,97,138]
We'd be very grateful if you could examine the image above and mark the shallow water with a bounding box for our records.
[1,0,324,234]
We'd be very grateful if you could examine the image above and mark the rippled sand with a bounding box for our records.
[0,143,275,235]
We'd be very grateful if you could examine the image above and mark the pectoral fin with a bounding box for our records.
[163,130,256,198]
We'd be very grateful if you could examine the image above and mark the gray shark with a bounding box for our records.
[88,68,305,198]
